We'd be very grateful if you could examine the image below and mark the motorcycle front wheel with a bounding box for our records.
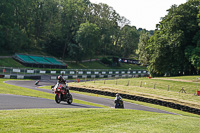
[55,94,61,104]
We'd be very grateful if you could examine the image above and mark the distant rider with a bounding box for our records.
[114,93,124,108]
[114,93,122,101]
[35,80,40,85]
[57,75,69,94]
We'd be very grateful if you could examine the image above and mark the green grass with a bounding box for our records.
[68,77,200,109]
[1,79,200,132]
[0,108,200,133]
[0,79,107,108]
[0,58,25,68]
[67,61,146,69]
[0,79,53,99]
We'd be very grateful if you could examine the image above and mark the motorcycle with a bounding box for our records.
[53,82,73,104]
[114,99,124,109]
[35,80,40,85]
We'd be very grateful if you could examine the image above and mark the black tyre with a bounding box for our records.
[121,104,124,109]
[120,101,124,108]
[55,94,61,104]
[67,94,73,104]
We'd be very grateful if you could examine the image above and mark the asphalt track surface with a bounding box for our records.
[3,80,178,115]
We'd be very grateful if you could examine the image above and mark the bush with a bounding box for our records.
[100,57,112,66]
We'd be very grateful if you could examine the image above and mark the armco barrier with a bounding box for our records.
[69,87,200,115]
[0,67,149,76]
[50,74,148,80]
[2,75,41,79]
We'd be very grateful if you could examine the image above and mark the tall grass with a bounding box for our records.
[99,78,200,94]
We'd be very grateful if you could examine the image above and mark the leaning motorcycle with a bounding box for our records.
[115,99,124,108]
[53,82,73,104]
[35,80,40,85]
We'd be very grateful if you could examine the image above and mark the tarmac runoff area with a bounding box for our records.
[2,80,178,115]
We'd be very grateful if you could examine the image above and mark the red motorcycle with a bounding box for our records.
[53,82,73,104]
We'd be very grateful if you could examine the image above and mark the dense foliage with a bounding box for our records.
[0,0,149,61]
[137,0,200,76]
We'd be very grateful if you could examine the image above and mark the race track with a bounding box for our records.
[0,94,98,110]
[3,80,178,115]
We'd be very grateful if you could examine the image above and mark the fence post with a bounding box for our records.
[154,83,156,89]
[168,85,169,91]
[127,80,129,86]
[140,81,142,87]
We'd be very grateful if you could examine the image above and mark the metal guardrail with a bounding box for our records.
[0,67,148,76]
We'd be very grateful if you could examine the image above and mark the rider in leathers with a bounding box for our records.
[57,75,69,95]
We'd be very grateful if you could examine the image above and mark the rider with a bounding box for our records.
[57,75,69,94]
[114,93,122,101]
[114,93,123,108]
[35,80,40,85]
[58,75,65,84]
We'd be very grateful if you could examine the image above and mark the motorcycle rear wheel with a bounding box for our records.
[67,94,73,104]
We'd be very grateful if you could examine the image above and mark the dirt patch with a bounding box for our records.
[152,78,195,83]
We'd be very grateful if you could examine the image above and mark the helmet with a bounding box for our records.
[58,75,62,80]
[116,93,119,97]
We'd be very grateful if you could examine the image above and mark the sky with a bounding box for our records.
[90,0,187,30]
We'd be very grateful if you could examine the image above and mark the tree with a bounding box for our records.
[89,3,128,56]
[68,43,84,63]
[119,25,139,57]
[0,0,142,62]
[137,32,150,65]
[60,0,92,60]
[145,0,200,76]
[75,22,100,60]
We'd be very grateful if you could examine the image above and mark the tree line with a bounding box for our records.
[137,0,200,76]
[0,0,153,61]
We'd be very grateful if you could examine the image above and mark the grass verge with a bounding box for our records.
[0,108,200,133]
[0,58,25,68]
[67,77,200,109]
